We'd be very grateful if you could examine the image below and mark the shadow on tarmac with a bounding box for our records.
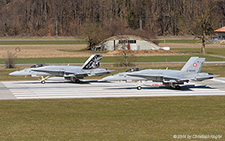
[105,84,215,91]
[12,80,111,84]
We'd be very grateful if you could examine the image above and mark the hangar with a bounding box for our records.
[93,35,166,51]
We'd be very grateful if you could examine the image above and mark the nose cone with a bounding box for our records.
[102,74,122,81]
[95,69,114,76]
[9,70,28,76]
[102,75,115,81]
[106,69,114,74]
[9,71,20,76]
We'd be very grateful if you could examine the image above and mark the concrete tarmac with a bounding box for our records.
[0,82,16,99]
[0,78,225,100]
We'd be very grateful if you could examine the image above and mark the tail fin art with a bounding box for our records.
[181,57,205,73]
[82,54,102,69]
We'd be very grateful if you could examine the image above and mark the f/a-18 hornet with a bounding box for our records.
[103,57,219,90]
[10,54,113,84]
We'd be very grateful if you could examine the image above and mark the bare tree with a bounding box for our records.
[191,0,215,54]
[120,41,129,67]
[5,51,17,69]
[0,0,225,37]
[117,37,136,67]
[80,23,110,50]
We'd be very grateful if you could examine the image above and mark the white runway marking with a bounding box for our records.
[2,80,225,99]
[211,78,225,83]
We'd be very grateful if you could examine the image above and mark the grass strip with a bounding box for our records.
[158,39,200,43]
[0,55,224,64]
[0,40,87,45]
[172,48,225,57]
[0,97,224,140]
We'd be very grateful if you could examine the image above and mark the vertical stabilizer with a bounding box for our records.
[82,54,102,69]
[181,57,205,73]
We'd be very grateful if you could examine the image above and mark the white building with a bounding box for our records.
[94,35,163,51]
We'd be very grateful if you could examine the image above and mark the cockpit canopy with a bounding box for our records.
[125,68,144,72]
[30,64,44,68]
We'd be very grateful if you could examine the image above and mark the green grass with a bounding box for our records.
[0,39,198,45]
[0,40,87,45]
[172,48,225,57]
[0,97,224,140]
[134,55,225,62]
[58,49,109,54]
[158,39,200,43]
[0,55,224,64]
[0,57,87,64]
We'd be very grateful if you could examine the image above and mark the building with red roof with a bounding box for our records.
[214,26,225,39]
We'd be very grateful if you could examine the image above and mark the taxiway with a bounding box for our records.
[0,78,225,100]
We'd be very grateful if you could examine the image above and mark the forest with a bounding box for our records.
[0,0,225,38]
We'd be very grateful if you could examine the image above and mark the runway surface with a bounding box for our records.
[1,78,225,100]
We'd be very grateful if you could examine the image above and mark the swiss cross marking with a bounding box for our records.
[193,63,197,67]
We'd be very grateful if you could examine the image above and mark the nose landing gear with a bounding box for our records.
[136,81,142,90]
[39,76,50,84]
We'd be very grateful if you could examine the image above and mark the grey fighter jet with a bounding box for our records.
[103,57,219,90]
[10,54,112,84]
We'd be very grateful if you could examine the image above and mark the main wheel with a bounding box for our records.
[41,80,45,84]
[71,78,80,83]
[75,79,80,83]
[137,86,142,90]
[175,85,181,89]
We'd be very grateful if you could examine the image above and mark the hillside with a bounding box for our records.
[0,0,225,37]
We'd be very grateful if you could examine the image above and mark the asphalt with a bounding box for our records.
[0,82,16,99]
[0,78,225,100]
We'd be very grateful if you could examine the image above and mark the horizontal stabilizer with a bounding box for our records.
[196,75,220,80]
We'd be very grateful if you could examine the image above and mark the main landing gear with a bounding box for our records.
[170,85,181,89]
[71,78,80,83]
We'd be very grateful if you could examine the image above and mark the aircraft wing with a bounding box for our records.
[163,76,190,82]
[32,69,64,73]
[64,71,89,77]
[127,74,190,82]
[127,74,162,79]
[32,69,89,77]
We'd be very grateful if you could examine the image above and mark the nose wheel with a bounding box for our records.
[137,86,142,90]
[136,81,142,90]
